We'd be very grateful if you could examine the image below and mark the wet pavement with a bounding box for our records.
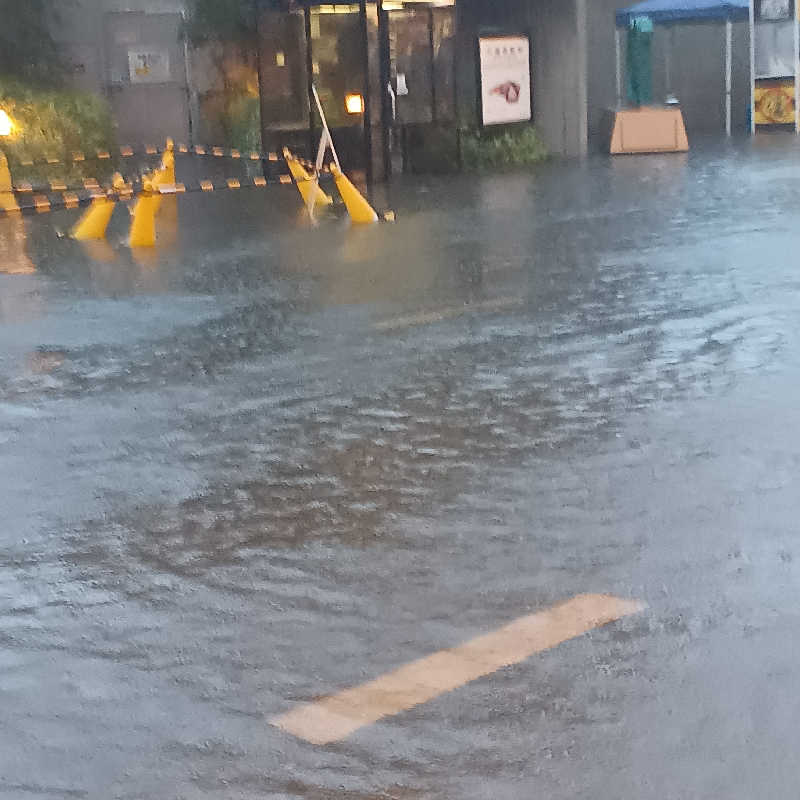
[2,136,800,798]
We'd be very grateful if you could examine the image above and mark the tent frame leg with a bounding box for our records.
[725,18,732,137]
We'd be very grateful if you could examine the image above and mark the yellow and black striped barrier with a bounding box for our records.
[0,140,389,246]
[3,172,329,210]
[6,140,320,171]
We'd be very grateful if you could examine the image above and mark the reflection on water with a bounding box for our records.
[0,214,35,275]
[26,349,66,373]
[78,239,118,264]
[4,141,800,800]
[154,195,179,251]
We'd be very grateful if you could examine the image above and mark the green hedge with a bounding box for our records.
[406,123,549,173]
[0,78,114,180]
[461,125,548,170]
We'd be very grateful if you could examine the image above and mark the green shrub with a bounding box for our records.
[0,78,115,182]
[460,125,548,170]
[406,123,548,173]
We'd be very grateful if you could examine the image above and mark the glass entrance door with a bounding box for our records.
[310,4,368,177]
[381,1,456,175]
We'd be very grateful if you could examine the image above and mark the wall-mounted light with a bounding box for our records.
[275,51,286,67]
[345,93,364,114]
[0,109,14,137]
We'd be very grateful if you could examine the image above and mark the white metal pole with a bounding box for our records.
[311,84,341,170]
[749,0,755,134]
[615,27,623,107]
[665,28,673,95]
[795,2,800,133]
[726,19,733,136]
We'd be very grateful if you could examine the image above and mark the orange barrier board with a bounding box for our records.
[610,107,689,154]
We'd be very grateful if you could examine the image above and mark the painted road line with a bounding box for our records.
[373,296,524,332]
[272,593,645,745]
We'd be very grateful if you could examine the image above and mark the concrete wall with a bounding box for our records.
[50,0,191,146]
[586,0,620,147]
[50,0,107,95]
[532,0,588,157]
[52,0,187,88]
[104,11,190,146]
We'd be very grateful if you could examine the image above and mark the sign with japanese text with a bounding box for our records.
[478,35,531,126]
[128,48,170,84]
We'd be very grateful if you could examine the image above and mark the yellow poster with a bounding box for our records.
[754,81,796,125]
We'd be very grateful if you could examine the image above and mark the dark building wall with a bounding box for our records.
[50,0,107,95]
[455,0,588,156]
[454,0,530,126]
[730,21,751,133]
[586,0,620,147]
[651,21,750,134]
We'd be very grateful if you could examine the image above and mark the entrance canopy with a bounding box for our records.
[615,0,748,28]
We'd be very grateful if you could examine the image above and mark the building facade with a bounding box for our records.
[50,0,750,179]
[50,0,193,146]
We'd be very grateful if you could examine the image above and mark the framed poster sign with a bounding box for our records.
[478,35,531,126]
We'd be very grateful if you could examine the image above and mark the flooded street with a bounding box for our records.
[3,139,800,798]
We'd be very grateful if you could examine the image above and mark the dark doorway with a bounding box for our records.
[258,1,455,182]
[381,1,456,177]
[308,4,370,178]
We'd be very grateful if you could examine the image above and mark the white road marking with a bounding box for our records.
[272,593,645,745]
[373,296,524,331]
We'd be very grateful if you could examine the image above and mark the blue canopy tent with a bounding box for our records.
[614,0,750,134]
[616,0,748,26]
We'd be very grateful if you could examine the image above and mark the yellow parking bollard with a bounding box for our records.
[283,148,333,213]
[330,165,378,224]
[129,179,159,248]
[145,144,175,215]
[0,152,19,213]
[128,141,175,247]
[71,193,115,240]
[71,173,126,241]
[157,139,176,185]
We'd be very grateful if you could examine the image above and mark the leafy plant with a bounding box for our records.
[407,124,548,173]
[0,78,115,182]
[0,0,64,84]
[187,0,264,149]
[225,95,262,151]
[460,125,548,170]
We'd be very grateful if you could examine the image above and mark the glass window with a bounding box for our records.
[310,7,365,128]
[389,8,434,125]
[258,10,309,130]
[432,7,456,122]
